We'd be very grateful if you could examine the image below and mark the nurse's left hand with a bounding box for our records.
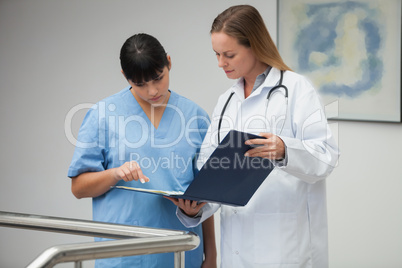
[244,132,285,160]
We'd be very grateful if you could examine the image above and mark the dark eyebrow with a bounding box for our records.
[152,68,166,80]
[133,81,145,86]
[133,69,165,86]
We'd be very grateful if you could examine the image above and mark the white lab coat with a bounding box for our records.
[178,67,339,268]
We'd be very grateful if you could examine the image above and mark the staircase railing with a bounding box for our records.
[0,211,199,268]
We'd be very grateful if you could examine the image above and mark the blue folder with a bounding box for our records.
[114,130,274,206]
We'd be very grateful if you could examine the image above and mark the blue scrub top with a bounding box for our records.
[68,87,210,268]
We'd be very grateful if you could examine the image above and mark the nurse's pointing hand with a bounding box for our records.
[113,161,150,183]
[244,132,285,160]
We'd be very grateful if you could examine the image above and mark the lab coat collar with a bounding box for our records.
[229,67,282,99]
[253,67,282,96]
[231,78,246,101]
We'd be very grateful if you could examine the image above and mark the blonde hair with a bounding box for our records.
[211,5,291,71]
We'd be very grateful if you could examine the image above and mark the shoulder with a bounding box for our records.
[217,82,239,104]
[85,87,131,120]
[283,70,316,95]
[171,90,209,117]
[99,87,131,105]
[218,88,235,100]
[207,81,240,117]
[284,71,314,87]
[283,71,324,109]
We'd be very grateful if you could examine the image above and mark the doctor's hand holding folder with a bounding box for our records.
[114,130,276,215]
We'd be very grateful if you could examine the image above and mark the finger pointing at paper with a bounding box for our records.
[113,160,150,183]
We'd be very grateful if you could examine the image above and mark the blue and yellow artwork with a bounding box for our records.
[278,0,401,122]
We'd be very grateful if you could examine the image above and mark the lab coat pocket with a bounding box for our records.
[254,213,298,264]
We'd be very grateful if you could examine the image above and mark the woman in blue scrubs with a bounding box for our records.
[68,33,216,268]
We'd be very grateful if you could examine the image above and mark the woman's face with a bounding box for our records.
[127,64,171,107]
[211,32,261,80]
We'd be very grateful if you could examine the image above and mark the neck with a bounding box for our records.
[243,63,269,98]
[132,90,170,110]
[131,90,171,129]
[243,79,253,99]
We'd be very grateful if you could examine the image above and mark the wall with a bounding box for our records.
[327,120,402,267]
[0,1,401,267]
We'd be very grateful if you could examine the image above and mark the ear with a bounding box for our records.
[167,55,172,70]
[121,70,127,80]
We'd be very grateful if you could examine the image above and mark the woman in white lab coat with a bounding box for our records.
[167,5,340,268]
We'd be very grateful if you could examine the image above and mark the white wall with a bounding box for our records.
[0,1,401,267]
[327,121,402,267]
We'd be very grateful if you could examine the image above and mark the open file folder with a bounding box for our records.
[113,130,274,206]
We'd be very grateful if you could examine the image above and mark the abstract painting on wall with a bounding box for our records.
[278,0,401,122]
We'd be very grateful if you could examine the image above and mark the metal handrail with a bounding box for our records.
[27,235,198,268]
[0,211,200,268]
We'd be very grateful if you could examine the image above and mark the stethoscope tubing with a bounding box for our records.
[217,70,288,143]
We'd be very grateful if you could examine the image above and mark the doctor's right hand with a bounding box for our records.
[112,161,150,183]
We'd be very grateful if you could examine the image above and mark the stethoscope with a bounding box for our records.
[217,70,288,143]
